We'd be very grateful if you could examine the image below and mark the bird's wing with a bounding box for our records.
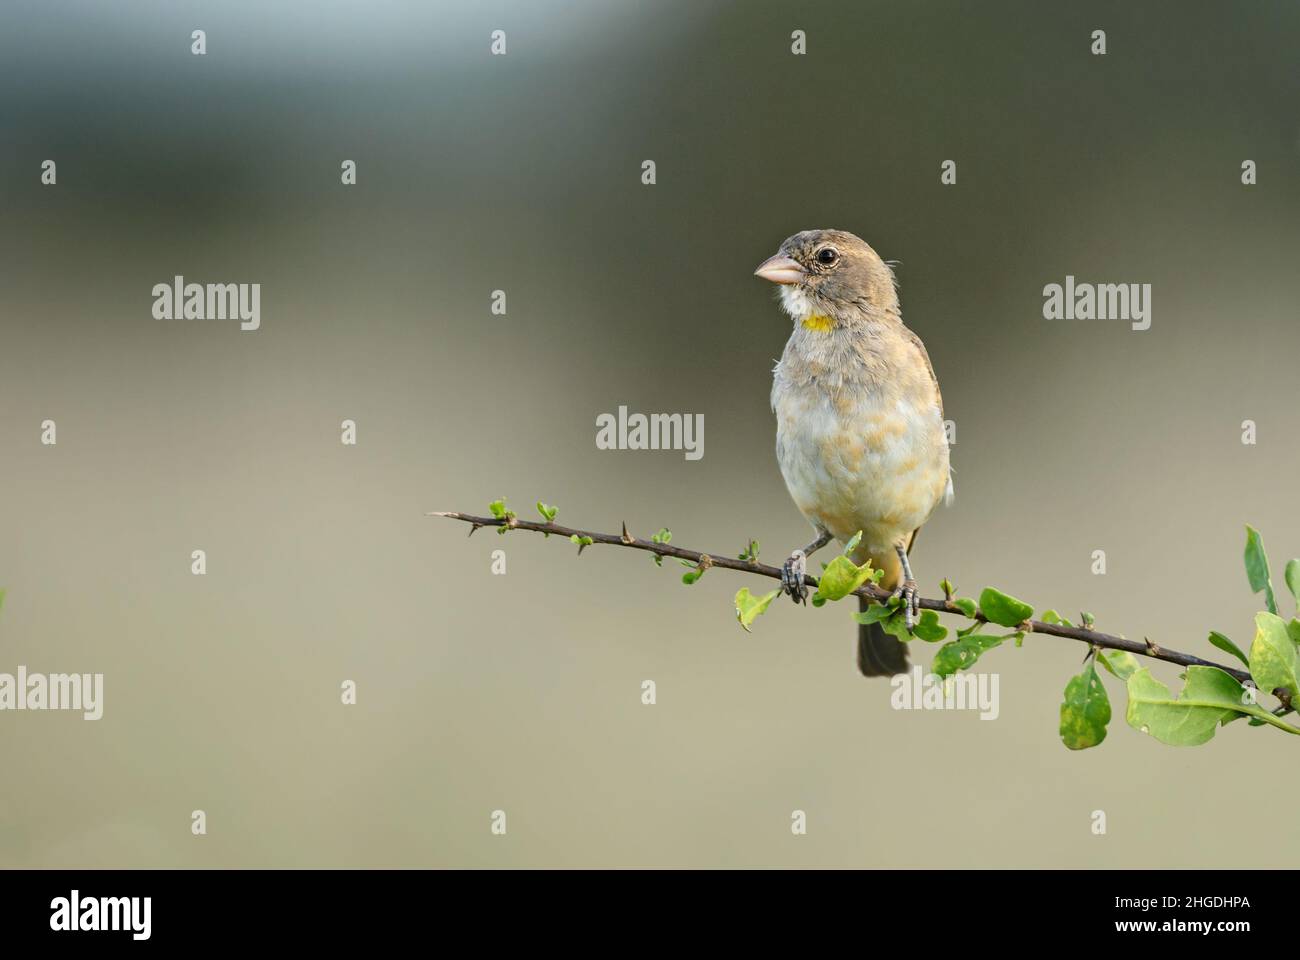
[902,324,943,418]
[903,324,954,507]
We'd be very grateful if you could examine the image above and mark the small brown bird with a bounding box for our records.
[755,229,951,677]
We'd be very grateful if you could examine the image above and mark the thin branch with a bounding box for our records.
[429,511,1258,688]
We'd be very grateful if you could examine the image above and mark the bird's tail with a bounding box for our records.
[857,595,910,677]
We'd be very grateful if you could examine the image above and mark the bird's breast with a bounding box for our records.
[773,374,949,551]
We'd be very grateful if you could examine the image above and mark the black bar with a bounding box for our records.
[0,869,1281,946]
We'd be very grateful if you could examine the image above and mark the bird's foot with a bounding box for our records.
[781,550,809,604]
[889,578,920,630]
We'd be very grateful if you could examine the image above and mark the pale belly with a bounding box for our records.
[775,386,949,579]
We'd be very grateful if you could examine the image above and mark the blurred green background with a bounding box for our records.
[1,0,1298,867]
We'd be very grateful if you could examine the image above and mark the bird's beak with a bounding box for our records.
[753,254,805,285]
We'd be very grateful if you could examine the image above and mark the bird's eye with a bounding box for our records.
[816,247,838,265]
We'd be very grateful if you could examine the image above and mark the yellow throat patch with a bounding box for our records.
[801,314,835,333]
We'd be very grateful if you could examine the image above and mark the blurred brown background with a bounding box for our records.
[1,0,1298,867]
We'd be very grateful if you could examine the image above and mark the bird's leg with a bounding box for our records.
[781,530,834,604]
[889,544,920,630]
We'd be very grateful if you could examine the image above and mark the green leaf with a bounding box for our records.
[1286,559,1300,613]
[650,529,671,566]
[738,539,760,563]
[569,534,593,555]
[1097,649,1140,680]
[852,603,895,626]
[490,497,516,533]
[680,560,707,584]
[1126,667,1238,745]
[535,501,558,522]
[978,587,1033,628]
[1060,661,1111,750]
[842,530,863,556]
[1128,666,1300,738]
[854,596,909,640]
[1249,611,1298,700]
[811,555,875,605]
[932,633,1006,679]
[1126,665,1300,744]
[939,577,956,598]
[1207,630,1250,668]
[1041,609,1075,628]
[854,607,946,641]
[880,610,914,642]
[911,609,948,643]
[735,587,780,632]
[950,597,977,618]
[1289,620,1300,645]
[1244,525,1277,615]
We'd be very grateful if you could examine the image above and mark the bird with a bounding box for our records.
[755,229,951,677]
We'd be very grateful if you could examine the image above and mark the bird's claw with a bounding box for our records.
[890,578,920,630]
[781,550,808,604]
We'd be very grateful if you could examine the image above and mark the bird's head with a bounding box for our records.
[754,229,898,326]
